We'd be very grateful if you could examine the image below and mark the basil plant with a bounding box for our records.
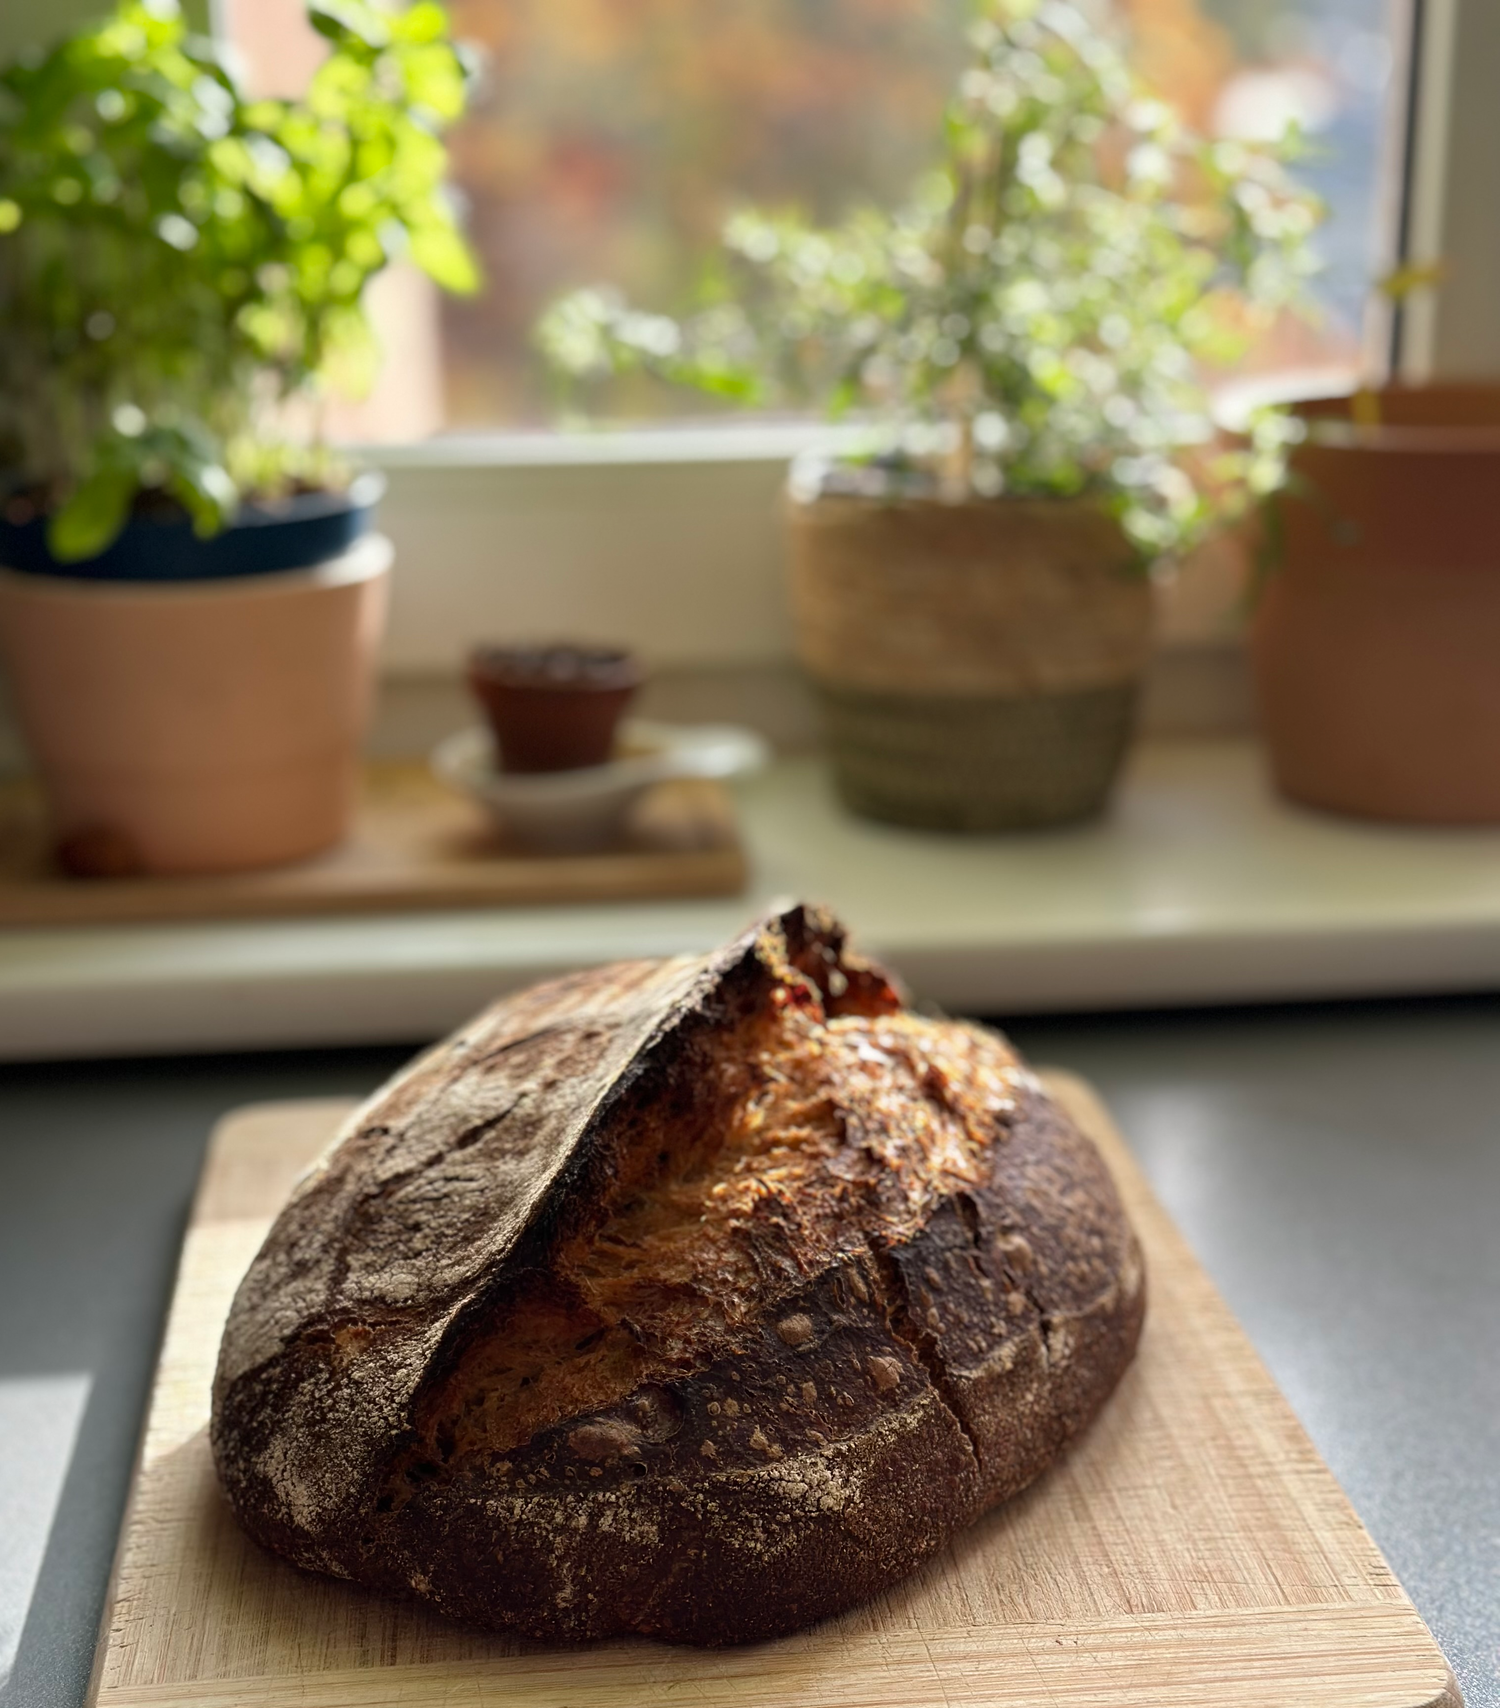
[0,0,478,561]
[538,0,1320,559]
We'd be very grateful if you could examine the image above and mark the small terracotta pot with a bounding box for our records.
[468,645,642,773]
[786,493,1152,830]
[1252,385,1500,823]
[0,535,391,875]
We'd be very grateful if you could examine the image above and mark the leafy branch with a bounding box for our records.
[0,0,478,559]
[537,0,1320,559]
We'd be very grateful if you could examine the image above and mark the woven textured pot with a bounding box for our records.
[1252,385,1500,823]
[786,493,1152,830]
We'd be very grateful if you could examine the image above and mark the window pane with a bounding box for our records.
[1198,0,1399,378]
[225,0,1403,436]
[443,0,972,423]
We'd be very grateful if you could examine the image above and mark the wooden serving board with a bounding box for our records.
[88,1078,1460,1708]
[0,764,745,928]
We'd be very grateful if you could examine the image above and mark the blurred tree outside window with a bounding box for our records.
[224,0,1400,438]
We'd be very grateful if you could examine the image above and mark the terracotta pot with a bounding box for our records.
[0,534,391,875]
[786,493,1152,830]
[467,644,642,773]
[1252,385,1500,823]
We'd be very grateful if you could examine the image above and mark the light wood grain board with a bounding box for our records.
[0,764,745,927]
[88,1079,1460,1708]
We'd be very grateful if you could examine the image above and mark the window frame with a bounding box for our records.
[1396,0,1500,378]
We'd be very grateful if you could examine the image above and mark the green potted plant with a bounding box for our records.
[539,0,1316,832]
[0,0,477,875]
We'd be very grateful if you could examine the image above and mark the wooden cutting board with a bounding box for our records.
[0,764,745,927]
[88,1078,1460,1708]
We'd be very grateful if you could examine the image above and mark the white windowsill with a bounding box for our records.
[355,366,1357,473]
[362,421,863,470]
[5,739,1500,1062]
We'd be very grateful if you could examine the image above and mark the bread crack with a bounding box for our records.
[393,993,1029,1493]
[864,1240,985,1473]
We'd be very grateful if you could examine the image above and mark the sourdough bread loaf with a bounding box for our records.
[212,905,1144,1644]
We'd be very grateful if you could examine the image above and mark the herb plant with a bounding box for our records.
[538,0,1319,557]
[0,0,477,561]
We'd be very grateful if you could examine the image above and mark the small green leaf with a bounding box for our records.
[169,460,238,536]
[394,3,451,46]
[47,467,137,562]
[308,2,390,51]
[409,221,479,293]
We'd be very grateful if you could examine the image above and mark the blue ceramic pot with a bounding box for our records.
[0,471,384,581]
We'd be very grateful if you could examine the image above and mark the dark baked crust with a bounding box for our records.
[212,905,1144,1645]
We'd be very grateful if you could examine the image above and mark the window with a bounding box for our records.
[225,0,1407,441]
[1201,0,1402,383]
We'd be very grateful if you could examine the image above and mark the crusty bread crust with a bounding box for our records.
[212,905,1144,1644]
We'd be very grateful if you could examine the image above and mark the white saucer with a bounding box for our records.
[431,720,770,851]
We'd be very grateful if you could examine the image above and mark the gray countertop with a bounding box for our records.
[1,998,1496,1707]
